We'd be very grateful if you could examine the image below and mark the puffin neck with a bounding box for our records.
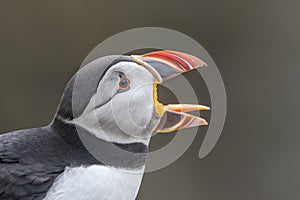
[51,116,148,170]
[51,115,85,149]
[51,116,148,154]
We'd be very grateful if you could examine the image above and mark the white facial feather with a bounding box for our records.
[73,61,160,144]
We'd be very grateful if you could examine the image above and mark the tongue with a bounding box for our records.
[164,104,210,113]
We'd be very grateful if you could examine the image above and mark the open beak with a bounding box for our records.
[131,50,209,133]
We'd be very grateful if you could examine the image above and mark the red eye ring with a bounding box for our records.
[118,73,130,91]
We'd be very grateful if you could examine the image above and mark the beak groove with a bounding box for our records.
[131,50,207,82]
[141,50,207,72]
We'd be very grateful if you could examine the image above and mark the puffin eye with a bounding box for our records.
[118,72,130,92]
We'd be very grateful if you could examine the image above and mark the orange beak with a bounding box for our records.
[131,50,209,133]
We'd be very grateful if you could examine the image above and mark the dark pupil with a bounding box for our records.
[119,79,128,88]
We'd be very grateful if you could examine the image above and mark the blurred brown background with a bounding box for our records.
[0,0,300,199]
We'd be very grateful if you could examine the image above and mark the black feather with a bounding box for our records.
[0,122,101,199]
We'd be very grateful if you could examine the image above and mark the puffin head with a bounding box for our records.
[53,50,209,167]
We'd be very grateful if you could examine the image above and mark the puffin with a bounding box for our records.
[0,50,209,200]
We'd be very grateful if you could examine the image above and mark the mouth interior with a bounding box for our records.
[153,81,210,115]
[153,81,165,115]
[153,81,210,133]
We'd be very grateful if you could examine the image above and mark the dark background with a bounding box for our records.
[0,1,299,199]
